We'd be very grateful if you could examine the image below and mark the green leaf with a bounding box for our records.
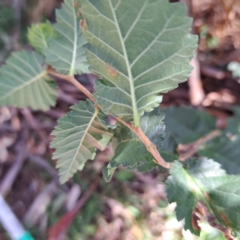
[199,136,240,175]
[116,169,134,181]
[51,100,112,183]
[103,107,165,181]
[205,176,240,234]
[166,158,240,236]
[102,166,116,182]
[0,5,14,33]
[164,106,216,144]
[159,131,178,162]
[137,131,178,172]
[167,161,200,235]
[44,0,89,76]
[28,23,56,53]
[0,51,57,110]
[79,0,197,126]
[225,107,240,135]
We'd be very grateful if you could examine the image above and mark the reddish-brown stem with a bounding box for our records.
[178,130,221,161]
[48,182,97,240]
[116,118,171,169]
[47,69,97,104]
[48,69,170,169]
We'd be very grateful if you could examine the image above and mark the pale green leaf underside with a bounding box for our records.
[27,23,56,53]
[51,101,112,183]
[80,0,197,125]
[0,51,57,110]
[44,0,89,76]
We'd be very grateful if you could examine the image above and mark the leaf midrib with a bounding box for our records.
[0,71,47,101]
[40,27,48,49]
[69,0,78,76]
[62,108,99,182]
[184,166,228,221]
[108,0,139,126]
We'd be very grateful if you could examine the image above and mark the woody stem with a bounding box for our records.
[49,69,170,169]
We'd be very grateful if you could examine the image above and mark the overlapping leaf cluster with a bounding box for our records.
[0,0,197,182]
[2,0,240,237]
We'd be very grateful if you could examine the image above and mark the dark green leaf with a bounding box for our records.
[164,106,216,144]
[199,136,240,175]
[167,157,240,236]
[111,107,165,168]
[166,160,201,235]
[103,107,165,180]
[225,107,240,135]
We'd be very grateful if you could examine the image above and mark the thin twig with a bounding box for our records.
[188,56,205,106]
[50,70,171,169]
[47,69,97,104]
[178,130,221,161]
[116,118,171,169]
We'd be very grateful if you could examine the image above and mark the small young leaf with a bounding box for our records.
[0,5,14,33]
[102,166,116,182]
[27,23,56,54]
[0,51,57,110]
[51,100,112,183]
[166,158,240,236]
[80,0,197,126]
[164,106,216,144]
[44,0,89,76]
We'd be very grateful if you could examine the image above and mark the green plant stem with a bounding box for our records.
[49,69,170,169]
